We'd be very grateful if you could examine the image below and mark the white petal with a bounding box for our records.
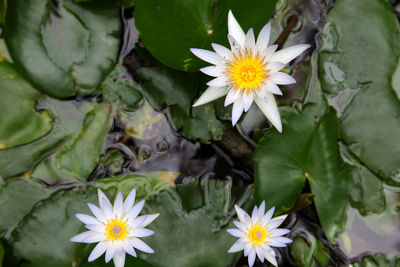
[269,44,311,64]
[244,243,252,257]
[256,87,269,101]
[268,62,285,73]
[273,236,292,244]
[256,22,271,53]
[261,243,276,256]
[263,249,278,266]
[70,231,93,243]
[248,249,256,267]
[130,215,147,229]
[228,34,242,54]
[190,48,223,65]
[75,214,101,226]
[245,28,256,53]
[228,10,246,48]
[212,43,233,61]
[138,213,160,228]
[226,229,244,237]
[261,82,283,96]
[233,220,247,232]
[234,205,251,224]
[269,72,296,85]
[251,205,259,221]
[268,240,287,247]
[242,92,254,112]
[130,228,155,238]
[270,228,291,237]
[130,238,154,254]
[254,95,282,132]
[257,201,266,222]
[268,214,287,229]
[113,192,124,217]
[122,243,137,257]
[105,245,116,263]
[86,224,105,233]
[256,246,265,263]
[261,206,275,225]
[128,200,145,220]
[262,45,278,59]
[97,189,112,211]
[87,203,107,223]
[231,97,244,125]
[228,242,245,253]
[123,189,136,213]
[224,89,240,107]
[200,65,226,77]
[113,251,126,267]
[88,241,107,262]
[83,232,105,243]
[207,75,230,87]
[193,86,228,107]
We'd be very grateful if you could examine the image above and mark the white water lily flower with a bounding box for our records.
[190,10,310,131]
[70,189,159,267]
[227,201,292,267]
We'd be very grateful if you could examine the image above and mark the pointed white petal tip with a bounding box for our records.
[227,10,246,48]
[192,86,228,107]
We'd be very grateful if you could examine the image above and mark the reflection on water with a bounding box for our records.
[339,185,400,259]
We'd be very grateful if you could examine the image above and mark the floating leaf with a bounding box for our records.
[254,105,352,242]
[134,0,278,71]
[4,0,121,98]
[0,99,112,182]
[95,171,179,201]
[11,188,98,267]
[316,0,400,183]
[31,102,113,183]
[0,61,52,149]
[101,64,143,111]
[0,178,55,239]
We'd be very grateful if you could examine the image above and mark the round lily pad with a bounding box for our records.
[4,0,121,98]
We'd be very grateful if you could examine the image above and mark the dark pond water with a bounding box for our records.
[83,1,400,266]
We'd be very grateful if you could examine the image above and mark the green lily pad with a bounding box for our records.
[102,64,143,111]
[339,142,386,216]
[138,180,253,267]
[11,188,98,267]
[137,65,223,143]
[0,61,52,149]
[317,0,400,183]
[0,178,55,239]
[134,0,278,71]
[0,99,112,182]
[290,236,331,267]
[31,102,113,183]
[254,105,353,242]
[4,0,121,98]
[95,171,179,201]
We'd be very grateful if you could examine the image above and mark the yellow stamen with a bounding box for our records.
[227,50,268,93]
[247,224,268,245]
[105,219,129,241]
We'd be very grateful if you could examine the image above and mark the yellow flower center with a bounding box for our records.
[247,224,268,245]
[105,219,129,241]
[228,51,268,93]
